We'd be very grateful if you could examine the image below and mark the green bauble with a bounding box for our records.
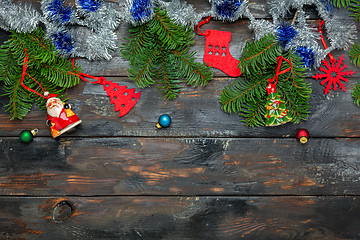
[19,130,34,143]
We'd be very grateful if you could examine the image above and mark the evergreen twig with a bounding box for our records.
[333,0,360,105]
[353,82,360,106]
[220,34,311,127]
[0,28,81,120]
[121,7,212,100]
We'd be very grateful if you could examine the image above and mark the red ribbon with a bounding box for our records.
[71,58,104,85]
[319,20,335,63]
[21,48,57,99]
[267,56,292,95]
[21,48,103,100]
[195,16,211,36]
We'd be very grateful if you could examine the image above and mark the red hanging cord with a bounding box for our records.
[195,16,211,36]
[266,56,292,95]
[21,49,57,99]
[71,58,103,84]
[268,56,292,85]
[318,20,335,62]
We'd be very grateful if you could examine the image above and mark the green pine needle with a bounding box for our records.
[335,1,360,106]
[0,27,81,120]
[332,0,353,8]
[353,82,360,106]
[349,39,360,67]
[220,34,311,127]
[332,0,360,20]
[239,34,282,75]
[121,7,212,100]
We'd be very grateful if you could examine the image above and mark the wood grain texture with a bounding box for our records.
[1,0,360,239]
[0,196,360,240]
[1,137,360,196]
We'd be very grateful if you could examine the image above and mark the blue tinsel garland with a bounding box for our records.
[78,0,103,12]
[321,0,334,12]
[295,46,316,68]
[130,0,153,23]
[214,0,243,20]
[277,24,297,48]
[51,31,74,53]
[48,0,73,24]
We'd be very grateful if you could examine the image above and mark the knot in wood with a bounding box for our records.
[52,200,74,223]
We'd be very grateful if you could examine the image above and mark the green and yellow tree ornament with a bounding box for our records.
[264,56,293,126]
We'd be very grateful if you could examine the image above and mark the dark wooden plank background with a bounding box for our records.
[1,0,360,239]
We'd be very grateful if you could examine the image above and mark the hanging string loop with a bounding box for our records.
[318,19,335,63]
[195,16,211,36]
[266,56,292,94]
[71,58,104,84]
[21,48,57,99]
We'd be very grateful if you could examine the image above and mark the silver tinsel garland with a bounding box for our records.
[0,0,357,65]
[39,0,124,60]
[0,0,41,33]
[268,0,357,49]
[157,0,209,28]
[249,0,357,68]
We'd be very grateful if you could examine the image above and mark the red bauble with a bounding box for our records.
[296,129,310,144]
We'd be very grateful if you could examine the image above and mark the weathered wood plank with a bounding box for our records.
[0,196,360,239]
[0,137,360,196]
[1,77,359,138]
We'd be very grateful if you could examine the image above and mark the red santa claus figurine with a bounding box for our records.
[45,94,82,138]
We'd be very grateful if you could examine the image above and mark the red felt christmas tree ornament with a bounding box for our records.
[195,16,241,77]
[78,73,141,117]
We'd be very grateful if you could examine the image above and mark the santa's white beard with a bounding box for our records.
[47,100,64,118]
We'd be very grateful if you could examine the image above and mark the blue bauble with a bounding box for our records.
[157,114,171,128]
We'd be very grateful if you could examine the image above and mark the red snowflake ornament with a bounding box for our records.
[313,55,355,95]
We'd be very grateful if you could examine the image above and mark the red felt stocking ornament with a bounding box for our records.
[195,16,241,77]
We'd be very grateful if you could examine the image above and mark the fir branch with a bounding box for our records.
[151,8,191,50]
[220,76,267,115]
[331,0,360,20]
[349,1,360,20]
[277,51,311,123]
[240,98,267,127]
[3,74,33,120]
[332,0,353,8]
[220,34,311,127]
[172,49,212,87]
[239,34,282,75]
[121,7,212,99]
[349,38,360,67]
[353,82,360,106]
[121,24,149,63]
[0,27,81,120]
[157,53,182,99]
[128,47,158,88]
